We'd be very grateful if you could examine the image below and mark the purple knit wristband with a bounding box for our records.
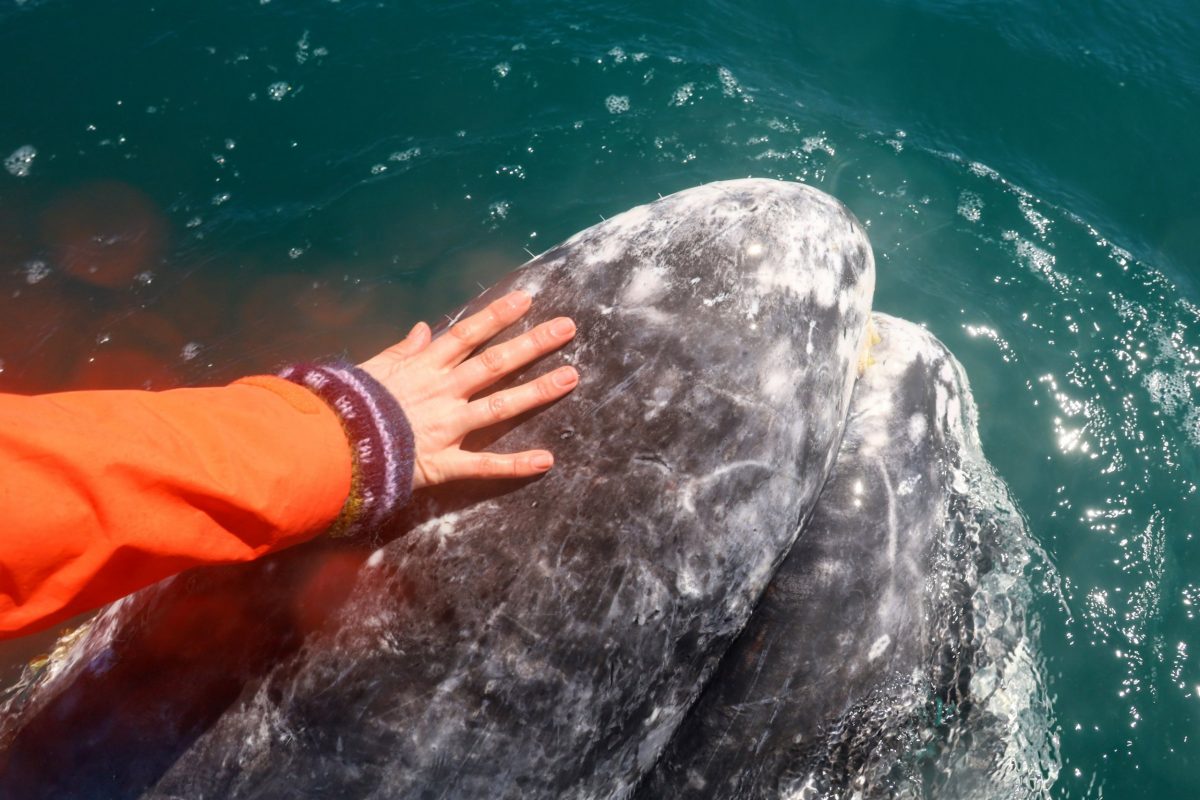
[279,361,415,536]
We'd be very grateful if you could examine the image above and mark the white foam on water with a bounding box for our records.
[389,146,420,162]
[957,190,983,222]
[800,136,835,156]
[717,66,749,102]
[488,199,510,221]
[605,94,630,114]
[669,83,694,107]
[22,260,49,284]
[4,145,36,177]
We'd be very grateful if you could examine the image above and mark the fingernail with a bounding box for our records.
[553,366,579,387]
[407,321,424,338]
[532,453,554,470]
[507,290,532,310]
[551,317,575,337]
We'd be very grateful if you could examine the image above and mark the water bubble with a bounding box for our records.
[295,30,311,64]
[267,81,292,101]
[4,145,37,177]
[370,164,387,175]
[800,136,835,156]
[968,160,1000,180]
[607,47,627,64]
[180,342,202,362]
[669,83,694,107]
[1145,370,1190,415]
[493,62,511,79]
[388,147,421,162]
[605,95,630,114]
[1019,196,1052,238]
[22,260,50,285]
[212,192,231,206]
[717,66,751,102]
[1007,232,1069,292]
[958,191,983,222]
[488,200,511,221]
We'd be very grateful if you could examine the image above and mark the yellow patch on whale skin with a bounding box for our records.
[25,622,90,675]
[856,318,882,376]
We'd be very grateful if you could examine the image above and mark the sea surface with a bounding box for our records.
[2,1,1199,797]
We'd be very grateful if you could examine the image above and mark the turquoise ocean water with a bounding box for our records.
[2,1,1199,796]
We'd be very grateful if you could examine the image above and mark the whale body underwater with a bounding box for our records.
[0,179,1035,798]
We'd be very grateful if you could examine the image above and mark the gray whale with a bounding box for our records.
[0,179,875,798]
[639,313,986,799]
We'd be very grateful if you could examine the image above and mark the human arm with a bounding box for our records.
[0,291,577,638]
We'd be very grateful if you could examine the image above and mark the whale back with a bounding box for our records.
[638,313,998,798]
[0,179,874,799]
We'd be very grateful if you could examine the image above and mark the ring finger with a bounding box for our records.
[455,365,579,437]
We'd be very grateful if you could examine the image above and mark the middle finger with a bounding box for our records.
[453,365,580,438]
[425,290,532,368]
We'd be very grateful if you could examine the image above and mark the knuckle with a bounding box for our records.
[487,394,507,421]
[486,302,508,325]
[532,323,557,350]
[450,321,475,342]
[479,454,502,476]
[417,459,439,487]
[479,346,506,373]
[536,375,558,401]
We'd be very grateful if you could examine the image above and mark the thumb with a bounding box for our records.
[386,321,432,359]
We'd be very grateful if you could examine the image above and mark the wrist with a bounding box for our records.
[279,361,415,538]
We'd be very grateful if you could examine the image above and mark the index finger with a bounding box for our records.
[425,290,532,367]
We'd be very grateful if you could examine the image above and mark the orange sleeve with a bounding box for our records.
[0,376,353,638]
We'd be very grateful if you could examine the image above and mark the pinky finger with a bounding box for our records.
[437,449,556,483]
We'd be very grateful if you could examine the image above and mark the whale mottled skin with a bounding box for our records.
[0,179,874,798]
[638,314,986,799]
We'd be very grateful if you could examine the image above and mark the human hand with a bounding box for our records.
[358,291,578,490]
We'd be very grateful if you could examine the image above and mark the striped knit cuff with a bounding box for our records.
[279,361,415,538]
